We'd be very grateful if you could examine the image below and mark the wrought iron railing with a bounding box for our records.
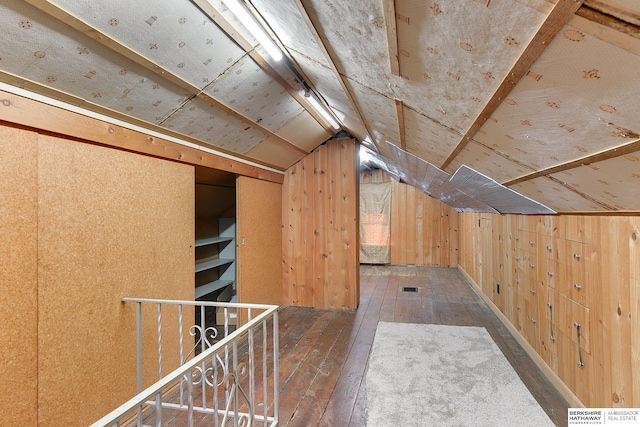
[90,298,279,427]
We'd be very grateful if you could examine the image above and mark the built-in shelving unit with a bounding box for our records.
[194,218,235,300]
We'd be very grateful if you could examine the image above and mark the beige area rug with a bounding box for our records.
[366,322,554,427]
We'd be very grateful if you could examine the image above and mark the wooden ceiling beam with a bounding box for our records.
[0,70,287,171]
[24,0,309,158]
[440,0,584,170]
[382,0,400,76]
[0,88,285,183]
[503,137,640,186]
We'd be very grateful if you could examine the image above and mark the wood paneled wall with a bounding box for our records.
[360,169,459,267]
[459,213,640,408]
[282,139,359,309]
[0,123,194,425]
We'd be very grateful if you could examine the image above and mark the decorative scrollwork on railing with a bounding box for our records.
[184,352,229,387]
[182,324,219,363]
[221,362,254,427]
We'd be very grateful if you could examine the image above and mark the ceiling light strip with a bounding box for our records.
[221,0,283,61]
[304,91,340,129]
[0,82,284,174]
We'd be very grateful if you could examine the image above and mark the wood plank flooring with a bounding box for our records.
[277,265,570,426]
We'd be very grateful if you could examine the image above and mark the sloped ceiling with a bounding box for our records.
[0,0,638,212]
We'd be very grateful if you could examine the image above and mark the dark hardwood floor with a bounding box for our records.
[277,265,570,426]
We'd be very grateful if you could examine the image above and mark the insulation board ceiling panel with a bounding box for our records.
[550,151,640,210]
[202,54,304,133]
[0,0,192,124]
[160,96,268,153]
[392,0,551,135]
[50,0,248,90]
[349,80,400,148]
[447,141,535,183]
[300,0,395,98]
[272,110,331,153]
[245,135,306,169]
[473,17,640,171]
[510,178,609,212]
[403,106,464,167]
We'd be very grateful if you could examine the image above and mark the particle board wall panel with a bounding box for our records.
[236,176,283,308]
[36,135,194,425]
[0,125,38,426]
[282,139,359,309]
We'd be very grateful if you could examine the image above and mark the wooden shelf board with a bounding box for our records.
[195,236,234,248]
[195,257,234,273]
[195,279,233,299]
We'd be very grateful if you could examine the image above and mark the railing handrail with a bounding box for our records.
[90,301,279,427]
[122,297,278,310]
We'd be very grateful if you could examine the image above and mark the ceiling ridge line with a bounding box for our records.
[503,137,640,186]
[292,0,379,152]
[196,0,339,134]
[25,0,310,156]
[439,0,585,170]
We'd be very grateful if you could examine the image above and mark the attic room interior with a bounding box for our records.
[0,0,638,425]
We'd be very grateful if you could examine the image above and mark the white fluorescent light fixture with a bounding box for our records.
[221,0,283,61]
[304,91,340,130]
